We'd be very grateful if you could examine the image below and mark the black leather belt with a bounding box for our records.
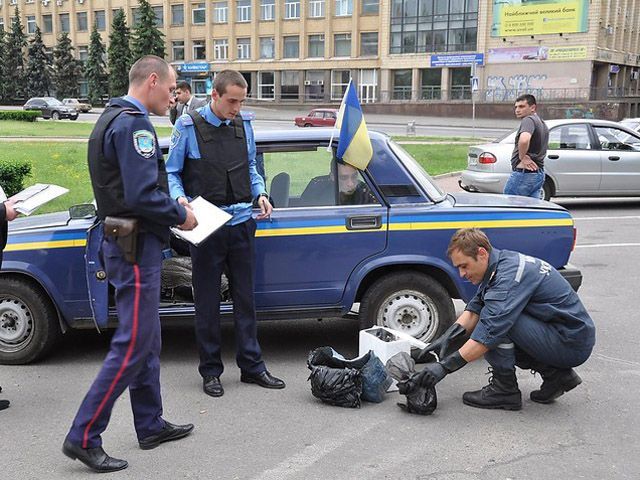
[513,168,541,173]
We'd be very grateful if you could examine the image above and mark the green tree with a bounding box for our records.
[25,26,52,98]
[0,30,7,102]
[108,8,132,97]
[4,6,27,102]
[131,0,165,61]
[52,32,82,98]
[85,24,108,105]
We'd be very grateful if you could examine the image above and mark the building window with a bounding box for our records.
[192,3,206,24]
[308,34,324,58]
[42,15,53,33]
[333,33,350,57]
[335,0,352,16]
[451,67,471,99]
[237,38,251,59]
[171,4,184,25]
[237,0,251,22]
[331,70,350,100]
[79,80,88,97]
[258,71,275,99]
[281,71,299,100]
[152,6,164,26]
[283,36,299,59]
[193,40,206,60]
[308,0,324,17]
[60,14,70,33]
[172,40,185,60]
[260,37,275,59]
[0,19,4,34]
[392,69,412,100]
[359,68,377,103]
[285,0,300,19]
[305,70,325,100]
[78,46,89,63]
[214,39,228,60]
[361,0,378,14]
[390,0,478,54]
[360,32,378,56]
[76,12,88,32]
[421,68,442,100]
[95,11,106,31]
[27,16,37,34]
[214,2,228,23]
[132,8,142,25]
[261,0,275,20]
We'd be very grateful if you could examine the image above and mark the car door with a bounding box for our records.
[254,142,387,308]
[593,125,640,194]
[322,111,334,127]
[545,123,600,195]
[84,222,108,330]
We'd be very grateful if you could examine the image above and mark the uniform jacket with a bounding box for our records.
[169,96,208,125]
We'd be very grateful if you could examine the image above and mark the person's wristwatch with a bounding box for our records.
[256,193,269,202]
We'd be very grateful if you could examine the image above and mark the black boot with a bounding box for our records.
[530,368,582,404]
[462,368,522,411]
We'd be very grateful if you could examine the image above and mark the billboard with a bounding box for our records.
[429,53,484,68]
[487,46,587,63]
[491,0,589,37]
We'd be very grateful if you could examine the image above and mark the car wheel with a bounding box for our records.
[70,115,78,121]
[0,277,60,365]
[359,272,456,343]
[542,179,554,201]
[51,111,60,120]
[304,123,312,127]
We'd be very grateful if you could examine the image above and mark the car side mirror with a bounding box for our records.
[69,203,97,219]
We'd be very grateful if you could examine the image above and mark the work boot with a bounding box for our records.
[530,368,582,404]
[462,368,522,411]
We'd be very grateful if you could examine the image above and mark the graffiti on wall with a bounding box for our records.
[485,74,549,101]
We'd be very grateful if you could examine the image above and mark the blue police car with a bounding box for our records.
[0,129,581,364]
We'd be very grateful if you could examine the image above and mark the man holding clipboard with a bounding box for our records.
[166,70,285,398]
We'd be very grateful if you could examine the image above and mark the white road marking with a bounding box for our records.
[575,243,640,249]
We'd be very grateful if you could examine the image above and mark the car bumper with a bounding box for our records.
[558,263,582,292]
[460,170,510,194]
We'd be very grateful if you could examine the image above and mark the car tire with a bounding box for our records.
[359,272,456,343]
[304,123,312,128]
[0,277,60,365]
[51,111,60,120]
[70,115,78,121]
[542,179,554,201]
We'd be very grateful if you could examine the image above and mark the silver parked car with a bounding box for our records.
[621,117,640,134]
[460,119,640,200]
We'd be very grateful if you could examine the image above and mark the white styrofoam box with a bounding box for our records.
[358,326,411,365]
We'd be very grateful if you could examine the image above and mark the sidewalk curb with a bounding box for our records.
[434,171,462,179]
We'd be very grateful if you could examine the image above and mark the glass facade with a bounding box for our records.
[390,0,478,54]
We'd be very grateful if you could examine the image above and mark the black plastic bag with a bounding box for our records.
[308,365,362,408]
[386,352,437,415]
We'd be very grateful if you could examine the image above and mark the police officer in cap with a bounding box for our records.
[166,69,285,398]
[63,55,198,473]
[401,228,595,411]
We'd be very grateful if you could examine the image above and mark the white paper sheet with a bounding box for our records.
[170,196,232,246]
[10,183,69,216]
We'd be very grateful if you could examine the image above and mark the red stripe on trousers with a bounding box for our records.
[82,264,141,449]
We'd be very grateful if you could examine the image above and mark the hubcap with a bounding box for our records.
[375,289,439,341]
[0,297,34,353]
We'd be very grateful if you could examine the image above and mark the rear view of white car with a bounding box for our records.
[460,119,640,200]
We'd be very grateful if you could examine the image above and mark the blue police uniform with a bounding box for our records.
[466,248,596,372]
[66,96,187,449]
[166,106,267,379]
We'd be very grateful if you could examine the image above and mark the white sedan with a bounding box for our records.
[460,119,640,200]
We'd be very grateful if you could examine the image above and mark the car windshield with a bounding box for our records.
[387,139,446,202]
[47,98,64,106]
[621,120,640,131]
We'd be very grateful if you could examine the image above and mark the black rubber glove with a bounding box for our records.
[416,323,467,362]
[399,351,468,394]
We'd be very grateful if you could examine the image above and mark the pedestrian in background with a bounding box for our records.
[0,197,18,411]
[169,80,207,125]
[63,55,197,473]
[503,94,549,198]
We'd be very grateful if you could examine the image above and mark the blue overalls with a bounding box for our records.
[466,248,596,373]
[66,96,187,449]
[166,106,267,379]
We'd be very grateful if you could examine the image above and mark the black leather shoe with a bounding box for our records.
[0,399,9,411]
[203,376,224,397]
[138,421,194,450]
[240,370,286,389]
[62,439,128,473]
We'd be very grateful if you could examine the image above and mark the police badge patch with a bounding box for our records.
[133,130,156,158]
[170,129,181,148]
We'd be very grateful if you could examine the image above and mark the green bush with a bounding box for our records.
[0,111,40,122]
[0,161,32,196]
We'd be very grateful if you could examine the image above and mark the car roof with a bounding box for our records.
[545,118,628,128]
[311,108,338,112]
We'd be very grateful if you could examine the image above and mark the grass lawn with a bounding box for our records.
[0,120,173,138]
[0,138,469,214]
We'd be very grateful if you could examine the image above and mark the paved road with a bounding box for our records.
[2,188,638,479]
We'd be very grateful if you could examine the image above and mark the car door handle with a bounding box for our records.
[608,155,620,161]
[346,215,382,230]
[547,154,559,159]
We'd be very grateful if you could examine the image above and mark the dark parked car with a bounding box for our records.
[0,129,581,364]
[23,97,79,120]
[294,108,338,127]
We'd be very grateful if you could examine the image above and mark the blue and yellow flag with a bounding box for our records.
[335,80,372,170]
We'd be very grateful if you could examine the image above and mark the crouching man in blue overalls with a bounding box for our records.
[400,228,595,411]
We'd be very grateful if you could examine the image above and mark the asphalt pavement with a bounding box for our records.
[1,187,639,479]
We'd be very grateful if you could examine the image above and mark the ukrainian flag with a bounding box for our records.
[335,80,373,170]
